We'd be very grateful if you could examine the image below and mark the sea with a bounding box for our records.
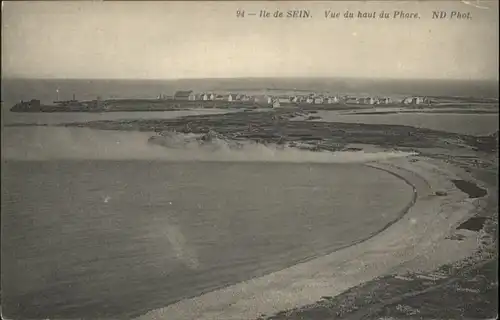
[2,78,499,106]
[0,77,497,319]
[2,160,413,319]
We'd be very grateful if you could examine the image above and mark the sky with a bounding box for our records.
[1,1,498,80]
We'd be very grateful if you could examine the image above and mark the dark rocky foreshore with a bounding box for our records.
[51,109,498,153]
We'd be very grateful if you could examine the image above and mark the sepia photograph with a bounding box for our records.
[1,1,498,319]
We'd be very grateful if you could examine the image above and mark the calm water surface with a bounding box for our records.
[1,108,232,126]
[312,111,499,136]
[2,161,413,319]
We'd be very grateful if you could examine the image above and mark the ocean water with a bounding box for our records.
[1,108,233,126]
[2,160,414,319]
[2,78,498,106]
[311,111,499,136]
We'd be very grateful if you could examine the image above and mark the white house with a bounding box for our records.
[415,97,426,104]
[326,96,339,104]
[360,97,376,105]
[314,96,324,104]
[306,96,314,104]
[377,97,391,104]
[403,96,426,105]
[201,93,215,101]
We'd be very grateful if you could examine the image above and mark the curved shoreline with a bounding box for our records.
[134,156,479,320]
[277,163,419,270]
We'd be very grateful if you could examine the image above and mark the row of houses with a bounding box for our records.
[402,96,430,105]
[342,97,392,105]
[171,91,344,104]
[346,96,428,105]
[170,90,429,106]
[169,91,269,105]
[275,95,391,105]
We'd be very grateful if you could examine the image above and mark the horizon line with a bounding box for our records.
[2,76,499,82]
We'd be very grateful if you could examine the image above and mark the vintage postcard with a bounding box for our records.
[1,1,498,319]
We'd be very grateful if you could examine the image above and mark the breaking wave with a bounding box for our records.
[2,126,416,162]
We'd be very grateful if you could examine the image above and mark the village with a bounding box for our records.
[166,90,431,108]
[11,89,433,113]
